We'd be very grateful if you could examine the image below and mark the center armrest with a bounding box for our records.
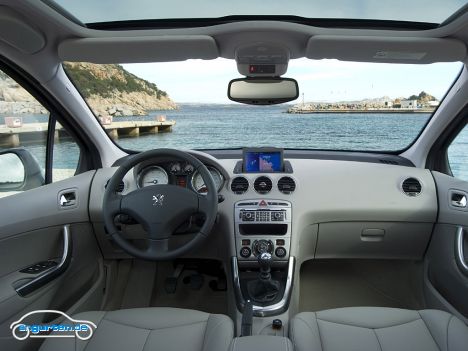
[230,336,293,351]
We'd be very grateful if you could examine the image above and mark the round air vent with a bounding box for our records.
[278,176,296,194]
[106,179,125,193]
[231,177,249,194]
[254,176,272,194]
[401,178,422,197]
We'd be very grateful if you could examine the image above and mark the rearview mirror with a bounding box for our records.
[228,78,299,105]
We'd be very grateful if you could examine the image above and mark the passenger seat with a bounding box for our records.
[290,307,468,351]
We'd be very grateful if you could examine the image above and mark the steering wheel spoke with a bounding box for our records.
[107,194,123,217]
[146,238,170,255]
[148,222,172,240]
[198,194,212,215]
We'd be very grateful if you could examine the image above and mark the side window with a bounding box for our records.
[52,124,80,182]
[448,123,468,181]
[0,69,80,198]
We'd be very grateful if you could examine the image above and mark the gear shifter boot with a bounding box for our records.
[247,252,280,303]
[247,278,280,303]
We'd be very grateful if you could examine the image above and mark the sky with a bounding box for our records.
[122,59,463,103]
[56,0,466,24]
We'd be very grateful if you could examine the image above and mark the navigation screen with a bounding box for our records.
[244,150,283,172]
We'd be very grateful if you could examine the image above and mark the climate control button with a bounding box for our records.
[240,247,252,258]
[275,247,287,258]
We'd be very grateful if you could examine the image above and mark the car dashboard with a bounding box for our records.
[89,149,437,264]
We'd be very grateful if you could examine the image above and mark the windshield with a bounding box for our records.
[63,59,462,152]
[49,0,467,25]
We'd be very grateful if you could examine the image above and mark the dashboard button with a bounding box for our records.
[276,239,285,246]
[275,247,287,258]
[240,247,252,258]
[242,211,255,221]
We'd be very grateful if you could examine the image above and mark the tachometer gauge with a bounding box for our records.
[191,166,224,194]
[137,166,168,188]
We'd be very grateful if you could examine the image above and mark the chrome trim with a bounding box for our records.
[455,226,468,275]
[16,225,72,297]
[231,256,294,317]
[191,165,224,195]
[137,165,168,188]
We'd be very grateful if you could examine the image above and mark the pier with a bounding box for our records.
[0,120,176,147]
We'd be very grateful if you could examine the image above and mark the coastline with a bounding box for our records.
[287,108,434,114]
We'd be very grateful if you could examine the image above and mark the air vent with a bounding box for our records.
[401,178,422,197]
[254,176,272,194]
[379,159,398,165]
[278,177,296,194]
[106,180,125,193]
[231,177,249,194]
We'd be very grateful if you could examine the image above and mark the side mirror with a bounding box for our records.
[0,148,44,192]
[228,77,299,105]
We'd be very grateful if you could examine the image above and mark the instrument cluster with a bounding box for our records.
[136,161,224,194]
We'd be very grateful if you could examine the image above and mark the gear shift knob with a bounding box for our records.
[258,252,272,272]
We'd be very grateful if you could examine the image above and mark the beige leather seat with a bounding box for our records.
[290,307,468,351]
[39,308,233,351]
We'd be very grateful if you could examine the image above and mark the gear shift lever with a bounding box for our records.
[258,252,273,281]
[247,252,280,303]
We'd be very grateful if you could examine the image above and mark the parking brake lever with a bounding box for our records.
[241,300,253,337]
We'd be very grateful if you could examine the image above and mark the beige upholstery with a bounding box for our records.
[39,307,234,351]
[290,307,468,351]
[230,336,293,351]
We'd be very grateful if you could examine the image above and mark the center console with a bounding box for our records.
[235,200,292,261]
[232,199,294,317]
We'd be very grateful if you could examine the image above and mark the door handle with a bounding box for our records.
[16,225,72,297]
[59,192,76,207]
[455,226,468,276]
[451,194,467,208]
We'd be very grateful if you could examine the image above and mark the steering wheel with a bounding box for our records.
[103,149,218,261]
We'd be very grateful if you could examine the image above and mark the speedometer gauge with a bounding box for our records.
[191,166,224,194]
[137,166,168,188]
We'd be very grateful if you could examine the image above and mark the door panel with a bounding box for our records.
[425,171,468,322]
[0,171,105,351]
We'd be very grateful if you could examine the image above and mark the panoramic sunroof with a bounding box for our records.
[47,0,467,26]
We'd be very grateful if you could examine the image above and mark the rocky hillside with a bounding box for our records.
[63,62,177,116]
[0,71,47,114]
[406,91,437,104]
[0,64,177,117]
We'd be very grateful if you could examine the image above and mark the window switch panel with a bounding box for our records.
[20,260,58,274]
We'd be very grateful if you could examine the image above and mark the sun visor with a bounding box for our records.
[306,36,466,63]
[58,35,219,63]
[0,6,45,54]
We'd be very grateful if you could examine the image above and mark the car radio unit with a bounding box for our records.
[234,199,291,262]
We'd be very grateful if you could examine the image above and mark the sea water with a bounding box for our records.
[2,104,467,180]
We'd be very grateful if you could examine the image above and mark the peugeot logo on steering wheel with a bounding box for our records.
[152,194,164,206]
